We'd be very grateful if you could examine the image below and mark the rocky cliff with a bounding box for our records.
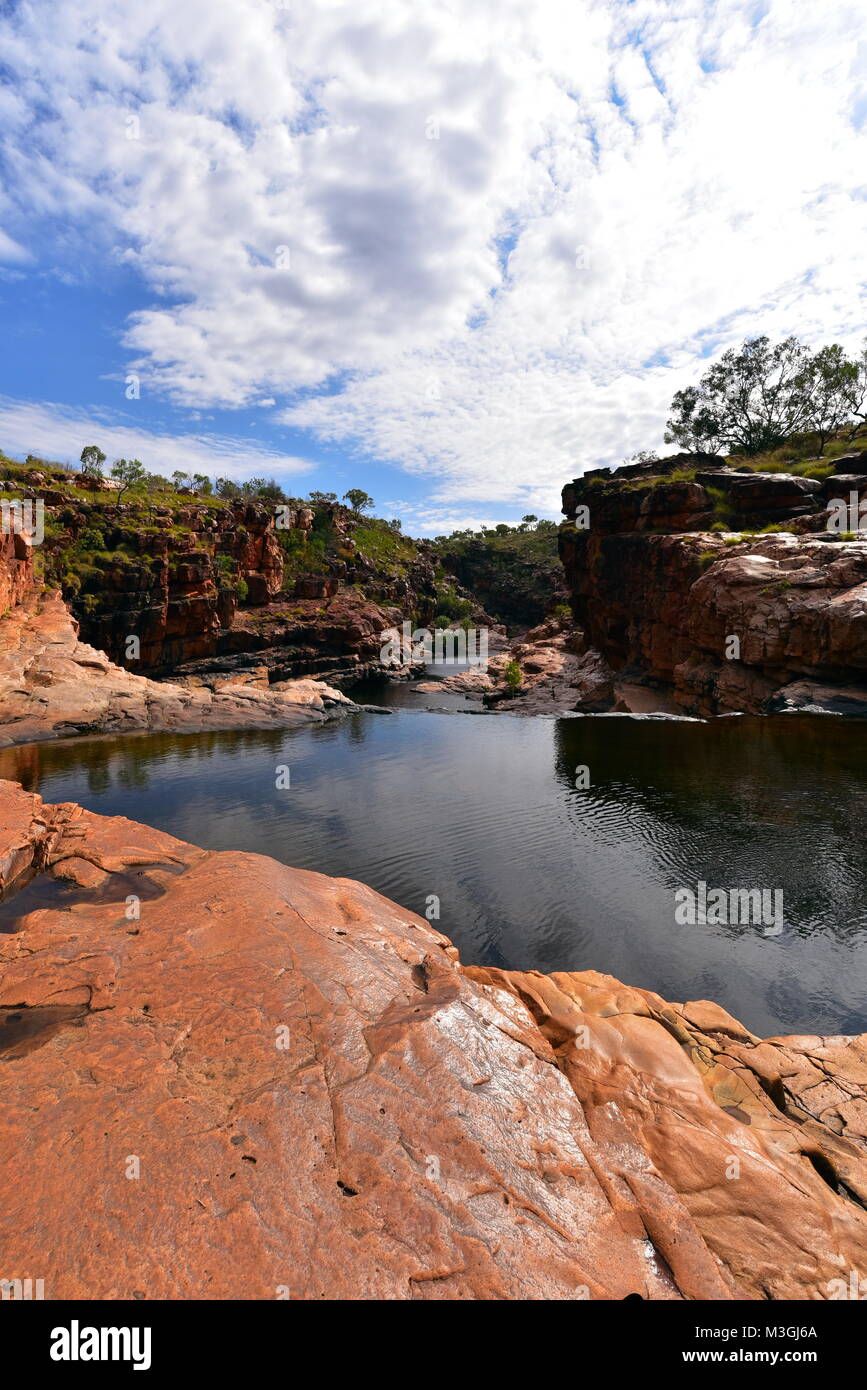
[1,779,865,1299]
[433,526,568,629]
[560,450,867,715]
[1,458,485,682]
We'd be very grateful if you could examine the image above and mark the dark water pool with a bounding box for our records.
[2,709,865,1037]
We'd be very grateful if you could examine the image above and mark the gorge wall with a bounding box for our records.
[433,528,568,629]
[1,458,487,685]
[560,450,867,715]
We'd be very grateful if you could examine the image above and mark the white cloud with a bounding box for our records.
[0,398,314,483]
[1,0,867,519]
[0,228,30,263]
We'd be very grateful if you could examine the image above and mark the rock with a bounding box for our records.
[831,450,867,473]
[0,590,356,747]
[571,648,616,711]
[560,511,867,714]
[293,576,340,600]
[0,531,33,613]
[767,680,867,716]
[0,781,864,1299]
[637,480,711,531]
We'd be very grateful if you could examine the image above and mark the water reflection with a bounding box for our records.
[1,712,865,1037]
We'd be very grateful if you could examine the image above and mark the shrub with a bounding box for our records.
[74,525,106,551]
[504,658,522,691]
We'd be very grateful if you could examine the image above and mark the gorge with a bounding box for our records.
[1,449,867,1302]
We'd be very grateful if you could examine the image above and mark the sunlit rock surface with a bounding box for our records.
[1,781,865,1300]
[0,591,356,747]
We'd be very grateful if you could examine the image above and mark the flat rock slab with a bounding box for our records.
[0,592,355,747]
[0,780,865,1300]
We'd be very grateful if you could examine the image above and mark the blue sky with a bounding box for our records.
[1,0,866,534]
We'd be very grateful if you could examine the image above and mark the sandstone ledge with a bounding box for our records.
[1,780,865,1300]
[0,591,356,747]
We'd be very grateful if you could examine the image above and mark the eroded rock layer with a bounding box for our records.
[1,781,864,1300]
[560,454,867,714]
[0,590,358,747]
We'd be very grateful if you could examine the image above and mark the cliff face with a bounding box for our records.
[560,452,867,715]
[434,528,567,629]
[62,500,288,671]
[1,780,865,1299]
[0,589,360,748]
[2,460,484,680]
[0,530,35,613]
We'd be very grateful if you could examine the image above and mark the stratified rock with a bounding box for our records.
[560,499,867,714]
[0,591,355,747]
[1,781,865,1300]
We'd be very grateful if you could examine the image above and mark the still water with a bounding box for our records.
[2,708,865,1037]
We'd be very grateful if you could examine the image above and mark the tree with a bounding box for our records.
[307,491,337,506]
[111,457,146,500]
[665,335,858,457]
[191,473,212,496]
[80,444,106,476]
[504,659,522,692]
[216,476,242,500]
[343,489,374,514]
[171,470,190,491]
[842,340,867,438]
[808,344,860,454]
[249,477,286,503]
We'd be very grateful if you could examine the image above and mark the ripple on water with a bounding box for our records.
[1,710,866,1036]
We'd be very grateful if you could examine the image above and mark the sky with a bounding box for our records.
[1,0,866,536]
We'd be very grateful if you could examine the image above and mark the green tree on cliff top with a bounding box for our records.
[111,457,146,500]
[665,335,867,457]
[80,444,106,476]
[343,489,373,514]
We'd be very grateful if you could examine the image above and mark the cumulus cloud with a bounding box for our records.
[1,0,867,520]
[0,398,314,483]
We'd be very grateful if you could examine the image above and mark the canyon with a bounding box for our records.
[1,451,867,1301]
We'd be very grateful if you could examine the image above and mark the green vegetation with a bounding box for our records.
[504,659,522,691]
[80,444,106,476]
[343,489,374,514]
[110,458,146,500]
[666,334,867,457]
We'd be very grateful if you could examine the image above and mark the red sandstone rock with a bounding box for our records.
[0,591,357,747]
[1,781,865,1300]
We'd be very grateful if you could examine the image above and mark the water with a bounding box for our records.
[2,709,866,1038]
